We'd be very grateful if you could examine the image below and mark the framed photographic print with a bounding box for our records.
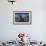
[13,11,32,25]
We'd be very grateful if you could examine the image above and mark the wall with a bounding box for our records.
[0,0,46,42]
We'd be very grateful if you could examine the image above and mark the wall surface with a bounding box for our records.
[0,0,46,42]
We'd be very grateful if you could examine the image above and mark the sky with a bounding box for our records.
[15,13,29,16]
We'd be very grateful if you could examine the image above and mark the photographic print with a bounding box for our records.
[13,11,32,25]
[15,13,29,22]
